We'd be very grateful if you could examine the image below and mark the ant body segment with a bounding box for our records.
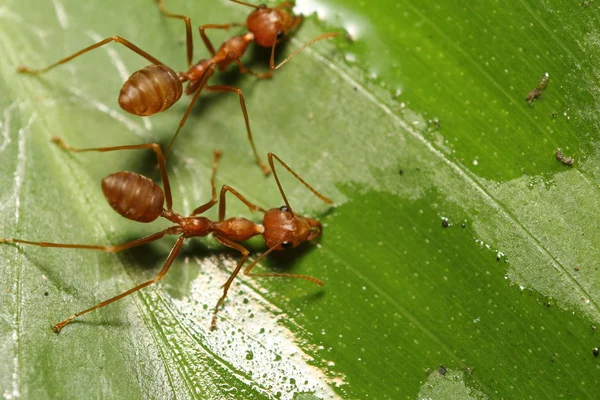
[17,0,338,174]
[0,138,332,332]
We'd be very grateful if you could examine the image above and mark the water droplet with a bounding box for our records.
[344,52,357,63]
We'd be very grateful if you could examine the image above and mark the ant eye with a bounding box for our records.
[279,205,289,212]
[281,241,293,248]
[276,31,285,40]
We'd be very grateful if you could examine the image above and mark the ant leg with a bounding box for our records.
[199,24,245,56]
[243,242,324,284]
[157,0,194,67]
[211,235,250,330]
[165,63,218,157]
[277,1,296,9]
[229,0,261,9]
[190,150,222,216]
[267,153,332,213]
[52,236,185,333]
[0,227,179,253]
[208,237,323,323]
[269,32,338,71]
[52,138,174,212]
[17,36,166,74]
[231,59,273,79]
[218,185,266,222]
[205,84,270,175]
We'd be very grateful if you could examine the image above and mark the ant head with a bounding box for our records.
[262,206,322,250]
[246,3,301,48]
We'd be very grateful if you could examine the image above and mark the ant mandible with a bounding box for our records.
[0,138,332,332]
[17,0,338,174]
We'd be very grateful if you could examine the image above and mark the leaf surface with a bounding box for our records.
[0,0,599,398]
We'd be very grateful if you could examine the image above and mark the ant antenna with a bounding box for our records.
[243,240,324,285]
[267,153,333,215]
[229,0,261,9]
[270,32,339,70]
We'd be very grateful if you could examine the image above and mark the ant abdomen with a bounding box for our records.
[118,64,183,116]
[102,172,165,222]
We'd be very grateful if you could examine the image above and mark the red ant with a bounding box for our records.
[0,138,332,332]
[17,0,338,174]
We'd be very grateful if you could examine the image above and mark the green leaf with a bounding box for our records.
[1,0,599,398]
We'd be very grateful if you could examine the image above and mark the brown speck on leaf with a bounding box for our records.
[526,88,542,103]
[438,365,447,375]
[526,73,549,103]
[556,148,575,165]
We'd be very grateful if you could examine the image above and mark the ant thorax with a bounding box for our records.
[212,217,264,243]
[216,34,254,64]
